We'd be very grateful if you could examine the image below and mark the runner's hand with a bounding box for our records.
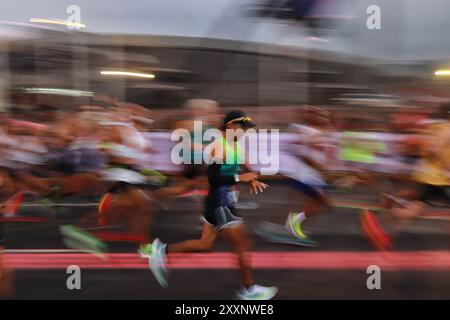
[249,180,269,194]
[239,172,258,182]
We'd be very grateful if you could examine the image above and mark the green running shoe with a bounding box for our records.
[60,225,107,254]
[285,212,308,239]
[138,243,153,258]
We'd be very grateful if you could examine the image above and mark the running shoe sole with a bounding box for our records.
[256,222,319,247]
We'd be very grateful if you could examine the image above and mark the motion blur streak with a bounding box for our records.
[29,18,86,28]
[4,251,449,270]
[100,71,156,79]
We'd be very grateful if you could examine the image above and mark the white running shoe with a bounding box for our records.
[236,284,278,300]
[149,238,168,287]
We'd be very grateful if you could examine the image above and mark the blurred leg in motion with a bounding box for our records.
[168,223,218,253]
[125,189,154,243]
[166,223,251,281]
[364,182,449,251]
[0,245,14,299]
[62,182,155,254]
[78,185,154,243]
[51,173,105,196]
[285,180,329,241]
[221,224,254,286]
[389,200,425,221]
[149,222,277,300]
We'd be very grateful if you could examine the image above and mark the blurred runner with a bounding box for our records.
[335,128,388,191]
[163,99,220,197]
[59,102,165,252]
[279,106,331,243]
[362,109,450,250]
[142,110,278,300]
[0,211,14,299]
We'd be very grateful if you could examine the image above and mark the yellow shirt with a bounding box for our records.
[412,122,450,186]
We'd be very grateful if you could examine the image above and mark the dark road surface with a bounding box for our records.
[2,182,449,299]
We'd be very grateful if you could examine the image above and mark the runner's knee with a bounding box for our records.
[233,238,251,253]
[197,239,215,252]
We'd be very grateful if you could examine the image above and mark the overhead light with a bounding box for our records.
[30,18,86,28]
[307,36,328,43]
[16,87,93,97]
[434,70,450,76]
[100,71,155,79]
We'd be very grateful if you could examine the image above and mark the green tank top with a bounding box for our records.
[220,136,243,176]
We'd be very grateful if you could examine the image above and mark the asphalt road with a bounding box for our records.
[2,181,449,299]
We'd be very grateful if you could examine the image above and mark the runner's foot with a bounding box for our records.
[285,212,308,239]
[236,284,278,300]
[148,238,168,287]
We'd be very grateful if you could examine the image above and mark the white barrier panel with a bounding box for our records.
[143,131,420,174]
